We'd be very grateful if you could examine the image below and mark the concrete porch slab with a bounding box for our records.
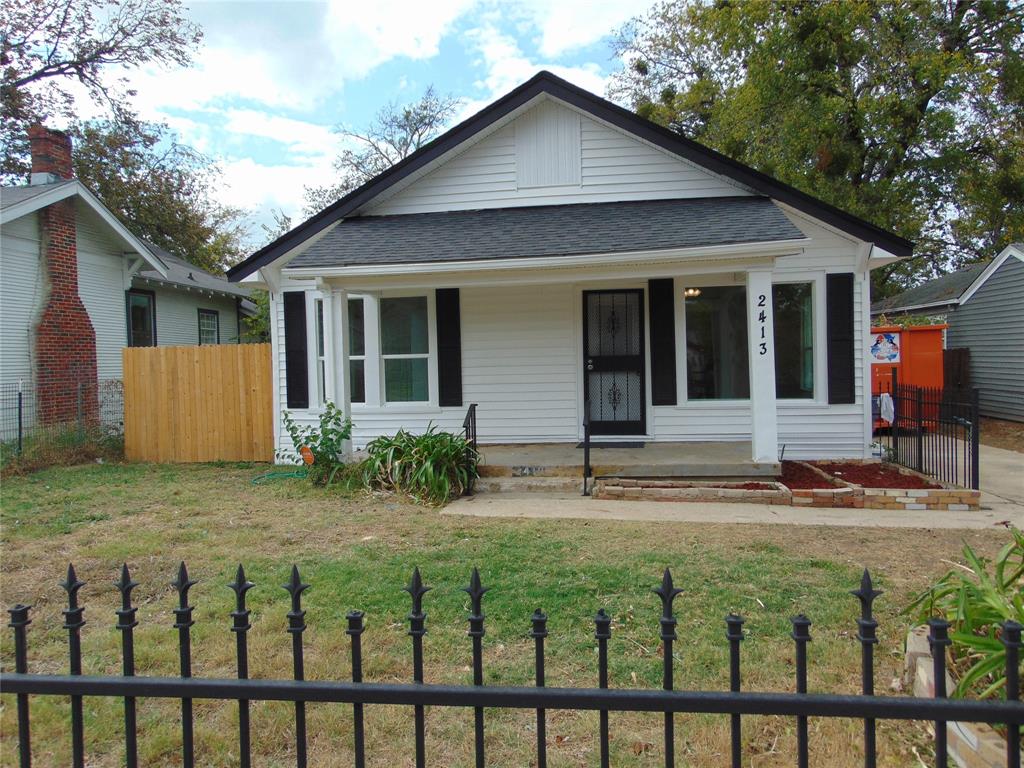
[477,441,779,478]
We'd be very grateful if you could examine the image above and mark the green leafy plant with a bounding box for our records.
[360,425,479,505]
[279,402,353,486]
[907,527,1024,699]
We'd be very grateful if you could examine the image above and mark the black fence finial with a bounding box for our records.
[404,567,431,624]
[851,569,882,622]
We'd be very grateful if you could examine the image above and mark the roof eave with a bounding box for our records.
[227,71,912,282]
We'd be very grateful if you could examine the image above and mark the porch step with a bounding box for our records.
[473,476,584,494]
[478,462,780,479]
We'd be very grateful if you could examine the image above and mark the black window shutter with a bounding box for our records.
[282,291,309,409]
[436,288,462,407]
[826,273,855,404]
[648,279,677,406]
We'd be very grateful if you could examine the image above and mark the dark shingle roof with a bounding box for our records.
[871,262,988,314]
[136,241,253,301]
[292,197,805,269]
[0,181,74,211]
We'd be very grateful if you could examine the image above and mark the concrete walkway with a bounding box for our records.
[979,443,1024,504]
[446,492,1024,530]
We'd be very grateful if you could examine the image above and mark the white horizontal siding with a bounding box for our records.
[0,213,44,385]
[77,204,128,380]
[653,403,752,441]
[370,98,750,215]
[147,285,240,347]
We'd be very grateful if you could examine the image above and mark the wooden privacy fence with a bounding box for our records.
[123,344,273,463]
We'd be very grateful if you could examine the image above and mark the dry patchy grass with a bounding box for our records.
[0,462,1013,767]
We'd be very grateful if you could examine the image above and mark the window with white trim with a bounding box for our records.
[772,282,814,399]
[348,298,366,403]
[314,298,326,405]
[198,309,219,345]
[380,296,429,402]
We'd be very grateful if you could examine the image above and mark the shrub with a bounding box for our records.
[1,423,123,477]
[907,526,1024,699]
[361,425,479,505]
[279,402,353,486]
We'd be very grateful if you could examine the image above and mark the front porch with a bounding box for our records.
[477,441,779,480]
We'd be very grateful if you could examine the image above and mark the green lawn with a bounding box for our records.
[0,462,1011,767]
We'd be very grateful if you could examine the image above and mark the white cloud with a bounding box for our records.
[322,0,478,80]
[512,0,653,58]
[218,110,337,159]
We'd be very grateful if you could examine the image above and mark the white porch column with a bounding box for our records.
[362,293,382,408]
[746,268,778,463]
[331,287,352,454]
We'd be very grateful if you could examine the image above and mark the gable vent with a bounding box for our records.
[515,100,581,188]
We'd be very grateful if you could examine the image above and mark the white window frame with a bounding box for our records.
[313,297,327,407]
[770,277,820,402]
[377,291,437,406]
[347,296,367,404]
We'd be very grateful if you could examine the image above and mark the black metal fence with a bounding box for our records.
[3,565,1022,768]
[874,373,980,489]
[462,402,478,495]
[0,379,124,452]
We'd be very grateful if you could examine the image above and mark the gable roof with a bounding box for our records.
[291,197,806,270]
[135,241,253,304]
[959,243,1024,305]
[871,262,988,315]
[0,180,167,276]
[227,71,913,282]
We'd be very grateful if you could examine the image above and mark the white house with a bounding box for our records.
[1,126,253,429]
[227,72,912,464]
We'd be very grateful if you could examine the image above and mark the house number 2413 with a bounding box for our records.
[757,294,768,355]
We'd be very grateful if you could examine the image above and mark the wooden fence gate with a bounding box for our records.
[123,344,273,462]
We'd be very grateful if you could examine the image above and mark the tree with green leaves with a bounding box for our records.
[304,85,460,215]
[70,120,246,272]
[1,0,201,179]
[612,0,1024,295]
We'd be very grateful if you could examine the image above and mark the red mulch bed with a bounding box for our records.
[812,462,941,490]
[778,461,836,490]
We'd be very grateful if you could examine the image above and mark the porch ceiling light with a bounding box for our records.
[683,287,702,298]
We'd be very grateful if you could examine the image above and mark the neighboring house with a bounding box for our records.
[227,71,913,462]
[945,245,1023,422]
[0,126,252,424]
[870,262,987,323]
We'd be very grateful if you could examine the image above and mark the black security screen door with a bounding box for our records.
[583,290,646,435]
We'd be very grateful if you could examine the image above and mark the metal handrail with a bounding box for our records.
[462,403,478,496]
[582,397,591,496]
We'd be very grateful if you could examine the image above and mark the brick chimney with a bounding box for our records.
[27,124,74,185]
[28,126,99,424]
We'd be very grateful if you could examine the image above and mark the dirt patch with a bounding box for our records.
[813,461,941,489]
[979,417,1024,453]
[778,460,836,489]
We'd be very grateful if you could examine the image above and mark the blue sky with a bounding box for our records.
[108,0,657,246]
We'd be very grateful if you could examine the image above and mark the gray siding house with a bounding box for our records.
[945,244,1024,422]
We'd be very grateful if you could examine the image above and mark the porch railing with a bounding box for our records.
[582,396,592,496]
[462,403,478,496]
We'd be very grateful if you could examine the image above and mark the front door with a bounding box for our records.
[583,289,646,435]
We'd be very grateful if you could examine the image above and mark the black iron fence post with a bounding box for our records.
[653,569,683,768]
[915,386,924,473]
[791,615,812,768]
[852,570,882,768]
[595,608,612,768]
[170,562,197,768]
[17,386,23,455]
[582,398,592,496]
[8,603,32,768]
[405,568,431,768]
[346,610,366,768]
[725,614,744,768]
[1002,620,1021,768]
[928,617,952,768]
[969,388,980,490]
[114,564,140,768]
[530,609,548,768]
[229,565,255,768]
[464,568,488,768]
[60,564,86,768]
[283,565,310,768]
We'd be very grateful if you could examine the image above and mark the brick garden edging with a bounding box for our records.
[903,626,1007,768]
[593,461,980,511]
